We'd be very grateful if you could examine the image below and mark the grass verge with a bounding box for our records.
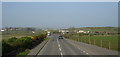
[14,49,30,57]
[44,37,50,40]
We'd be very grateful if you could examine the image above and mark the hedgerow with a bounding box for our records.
[2,33,47,56]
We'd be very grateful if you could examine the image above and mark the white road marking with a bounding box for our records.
[59,48,62,51]
[60,52,63,57]
[61,52,63,55]
[58,44,60,47]
[86,53,89,55]
[57,39,63,57]
[83,51,85,53]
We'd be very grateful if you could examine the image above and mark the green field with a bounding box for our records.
[69,35,118,51]
[61,27,119,51]
[2,30,46,40]
[78,27,118,32]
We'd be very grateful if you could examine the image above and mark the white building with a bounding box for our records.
[1,29,5,32]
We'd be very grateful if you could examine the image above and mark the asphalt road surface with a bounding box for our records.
[34,34,118,57]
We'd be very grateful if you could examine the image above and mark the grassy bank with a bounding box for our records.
[2,31,47,57]
[14,49,30,57]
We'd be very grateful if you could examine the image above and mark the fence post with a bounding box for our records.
[109,41,110,50]
[94,39,95,45]
[101,40,102,47]
[85,38,86,43]
[81,38,82,42]
[79,38,81,42]
[89,38,91,44]
[78,38,79,42]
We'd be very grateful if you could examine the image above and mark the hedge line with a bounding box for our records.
[2,33,47,56]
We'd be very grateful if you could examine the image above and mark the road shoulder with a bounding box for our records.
[26,40,49,57]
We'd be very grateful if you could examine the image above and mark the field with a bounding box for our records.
[79,27,118,32]
[70,35,118,50]
[2,30,45,40]
[63,34,119,51]
[62,27,119,51]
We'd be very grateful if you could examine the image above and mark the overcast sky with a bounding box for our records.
[2,2,118,29]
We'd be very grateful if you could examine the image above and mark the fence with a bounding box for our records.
[70,37,118,51]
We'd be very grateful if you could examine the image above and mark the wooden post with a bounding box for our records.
[94,39,95,45]
[101,40,102,47]
[85,38,86,43]
[79,38,81,42]
[109,41,110,49]
[81,38,82,42]
[78,38,79,42]
[89,38,90,44]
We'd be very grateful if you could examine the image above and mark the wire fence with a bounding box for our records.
[70,37,118,51]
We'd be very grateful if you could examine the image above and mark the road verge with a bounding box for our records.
[26,39,49,57]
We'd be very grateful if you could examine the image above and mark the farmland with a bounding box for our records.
[2,29,45,40]
[78,27,118,33]
[69,35,118,51]
[61,27,119,51]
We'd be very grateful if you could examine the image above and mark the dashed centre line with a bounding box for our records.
[57,39,63,57]
[59,48,62,51]
[83,51,85,53]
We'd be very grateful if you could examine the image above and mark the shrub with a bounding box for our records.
[2,40,14,55]
[37,34,47,41]
[38,33,47,38]
[8,37,17,42]
[16,37,32,48]
[30,36,38,41]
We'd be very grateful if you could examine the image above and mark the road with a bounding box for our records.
[37,34,86,55]
[28,34,118,57]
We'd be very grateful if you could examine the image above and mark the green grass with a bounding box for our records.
[69,35,118,51]
[14,49,30,57]
[2,30,46,40]
[79,27,118,32]
[44,37,50,40]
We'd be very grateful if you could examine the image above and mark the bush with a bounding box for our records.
[37,34,47,41]
[16,37,32,48]
[30,36,38,41]
[8,37,17,42]
[2,40,14,55]
[2,34,47,56]
[38,33,47,38]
